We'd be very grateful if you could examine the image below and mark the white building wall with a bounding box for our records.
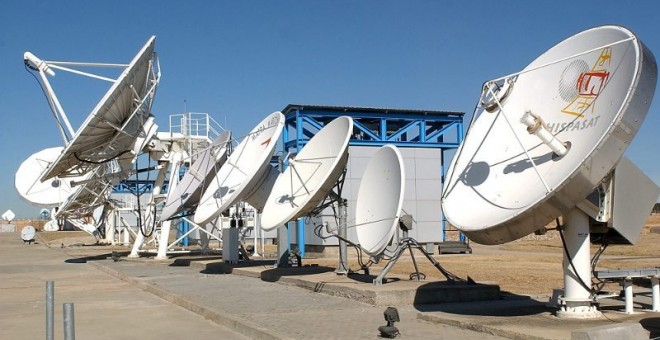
[290,145,445,246]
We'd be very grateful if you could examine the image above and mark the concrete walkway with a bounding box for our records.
[0,233,249,339]
[0,232,504,339]
[3,231,659,339]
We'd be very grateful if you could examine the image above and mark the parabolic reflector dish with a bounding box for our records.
[193,112,285,225]
[15,147,90,207]
[160,131,231,221]
[40,36,159,181]
[442,25,657,245]
[21,226,36,241]
[261,116,353,231]
[355,145,405,257]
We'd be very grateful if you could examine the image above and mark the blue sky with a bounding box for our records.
[1,1,659,218]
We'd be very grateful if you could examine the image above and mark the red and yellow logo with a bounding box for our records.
[561,48,612,118]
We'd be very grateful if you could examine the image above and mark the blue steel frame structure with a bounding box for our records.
[280,104,464,257]
[113,180,166,194]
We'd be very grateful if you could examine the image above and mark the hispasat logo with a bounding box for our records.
[544,47,613,134]
[561,47,612,118]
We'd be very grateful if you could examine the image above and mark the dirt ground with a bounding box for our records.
[28,214,660,297]
[308,214,660,296]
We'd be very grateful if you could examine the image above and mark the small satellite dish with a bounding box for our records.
[15,147,90,207]
[2,210,15,223]
[160,131,231,221]
[39,36,159,181]
[40,209,50,220]
[354,145,405,257]
[43,220,59,232]
[193,112,285,225]
[261,116,353,231]
[442,25,657,245]
[21,226,36,242]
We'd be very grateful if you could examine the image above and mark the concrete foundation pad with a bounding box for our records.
[186,260,500,306]
[571,322,649,340]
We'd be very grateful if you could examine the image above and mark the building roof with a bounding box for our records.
[281,104,464,117]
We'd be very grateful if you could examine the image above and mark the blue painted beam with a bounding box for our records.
[352,120,381,141]
[425,121,461,142]
[387,120,421,142]
[293,110,463,123]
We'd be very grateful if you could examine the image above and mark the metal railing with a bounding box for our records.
[169,112,225,140]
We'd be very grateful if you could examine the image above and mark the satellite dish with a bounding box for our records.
[38,36,159,181]
[193,112,285,225]
[40,209,50,220]
[442,25,657,245]
[15,147,90,207]
[160,131,231,221]
[261,116,354,231]
[354,145,405,257]
[21,226,36,242]
[2,210,15,223]
[43,220,59,232]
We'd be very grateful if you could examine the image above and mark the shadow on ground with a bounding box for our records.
[260,265,335,282]
[414,287,548,317]
[640,317,660,338]
[64,251,131,263]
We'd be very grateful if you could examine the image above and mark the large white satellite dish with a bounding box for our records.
[160,131,231,221]
[354,145,405,257]
[15,147,90,207]
[261,116,353,231]
[442,25,657,245]
[193,112,285,225]
[35,36,159,181]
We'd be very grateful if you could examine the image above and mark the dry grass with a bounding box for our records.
[308,214,660,296]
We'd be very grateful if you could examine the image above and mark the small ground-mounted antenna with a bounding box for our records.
[354,145,405,257]
[21,226,36,244]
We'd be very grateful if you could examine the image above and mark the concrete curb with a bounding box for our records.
[417,313,549,340]
[88,261,290,340]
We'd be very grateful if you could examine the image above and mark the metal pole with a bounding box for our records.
[652,276,660,312]
[297,219,305,258]
[105,206,116,245]
[563,208,592,301]
[253,213,261,257]
[63,303,75,340]
[276,222,290,268]
[624,278,634,314]
[46,281,54,340]
[440,149,447,242]
[335,200,349,275]
[557,208,600,318]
